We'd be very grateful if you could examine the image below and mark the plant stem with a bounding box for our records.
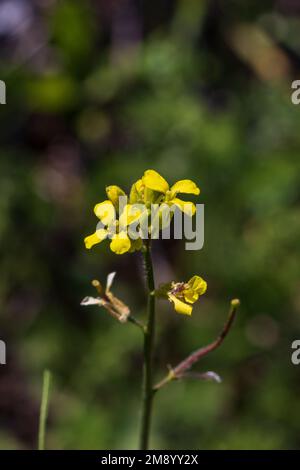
[139,240,156,450]
[128,314,146,332]
[153,299,240,392]
[38,369,51,450]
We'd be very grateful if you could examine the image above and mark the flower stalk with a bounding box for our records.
[139,240,156,450]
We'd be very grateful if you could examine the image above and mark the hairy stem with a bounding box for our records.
[139,240,156,450]
[38,369,51,450]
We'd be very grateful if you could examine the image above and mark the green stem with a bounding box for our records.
[139,240,156,450]
[38,370,51,450]
[128,314,146,332]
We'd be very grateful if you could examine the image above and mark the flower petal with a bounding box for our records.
[169,198,196,216]
[80,296,104,306]
[84,229,107,249]
[119,204,143,227]
[168,294,193,316]
[129,179,144,204]
[142,169,169,193]
[170,179,200,197]
[94,200,116,225]
[106,272,116,292]
[188,275,207,295]
[183,289,199,304]
[150,203,172,237]
[110,232,131,255]
[106,185,126,209]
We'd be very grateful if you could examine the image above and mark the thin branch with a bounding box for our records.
[153,299,240,392]
[128,314,146,332]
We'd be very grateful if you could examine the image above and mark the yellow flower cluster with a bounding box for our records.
[84,169,200,255]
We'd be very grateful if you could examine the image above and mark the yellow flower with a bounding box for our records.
[161,275,207,316]
[84,185,143,254]
[142,169,200,215]
[127,170,200,239]
[84,171,201,253]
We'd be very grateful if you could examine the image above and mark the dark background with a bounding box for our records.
[0,0,300,449]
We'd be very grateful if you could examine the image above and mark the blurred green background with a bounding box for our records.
[1,0,300,450]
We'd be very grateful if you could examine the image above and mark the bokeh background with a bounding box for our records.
[1,0,300,450]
